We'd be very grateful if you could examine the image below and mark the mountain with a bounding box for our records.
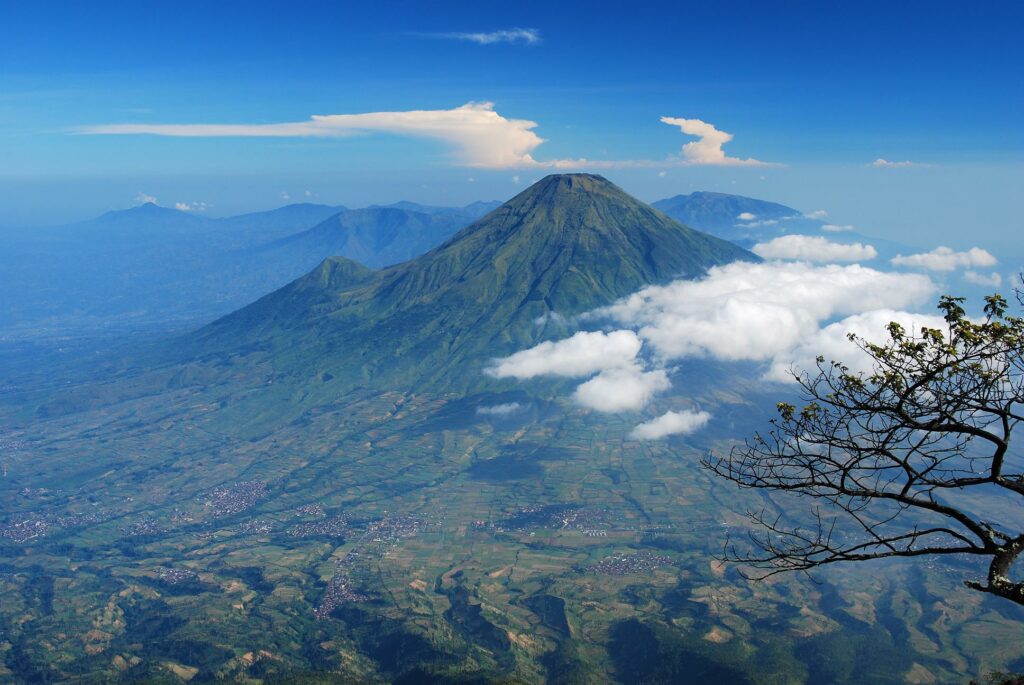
[654,191,797,234]
[262,206,479,269]
[652,191,808,247]
[652,191,921,262]
[190,174,754,398]
[216,202,346,245]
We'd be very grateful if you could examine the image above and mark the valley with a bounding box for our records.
[1,176,1021,683]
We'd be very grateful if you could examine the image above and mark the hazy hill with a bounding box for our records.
[0,201,492,339]
[652,190,921,263]
[264,203,499,269]
[653,191,798,241]
[372,199,502,218]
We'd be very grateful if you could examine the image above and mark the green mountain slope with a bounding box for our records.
[191,174,755,394]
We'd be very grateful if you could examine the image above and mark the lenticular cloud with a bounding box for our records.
[81,102,548,170]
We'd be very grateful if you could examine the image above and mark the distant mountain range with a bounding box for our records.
[652,191,917,257]
[0,200,497,338]
[652,191,800,245]
[260,202,501,270]
[1,186,932,344]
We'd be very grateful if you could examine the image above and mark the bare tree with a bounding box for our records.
[703,294,1024,605]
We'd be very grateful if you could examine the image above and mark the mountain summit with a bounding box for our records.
[189,174,754,399]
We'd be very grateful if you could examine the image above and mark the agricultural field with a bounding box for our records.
[2,357,1022,683]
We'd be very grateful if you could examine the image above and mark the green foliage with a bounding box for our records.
[971,673,1024,685]
[714,291,1024,604]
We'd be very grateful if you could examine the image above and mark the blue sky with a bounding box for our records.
[1,0,1021,251]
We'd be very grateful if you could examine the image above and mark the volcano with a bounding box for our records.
[185,174,754,397]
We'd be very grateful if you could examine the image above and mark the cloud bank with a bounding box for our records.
[485,331,665,412]
[752,235,878,263]
[630,410,711,440]
[486,330,641,379]
[964,270,1003,287]
[573,367,670,412]
[490,261,937,439]
[764,308,949,382]
[598,262,933,363]
[891,246,997,272]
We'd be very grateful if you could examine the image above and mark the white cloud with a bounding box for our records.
[738,218,778,227]
[573,366,670,412]
[487,330,641,379]
[821,223,854,233]
[765,309,950,382]
[598,262,934,363]
[512,175,520,184]
[430,28,540,45]
[494,262,938,414]
[660,117,773,166]
[174,201,208,212]
[630,410,711,440]
[476,402,524,416]
[804,209,828,220]
[658,170,667,178]
[872,158,916,168]
[83,107,774,171]
[134,192,157,205]
[891,246,997,272]
[81,102,549,169]
[737,212,756,221]
[964,270,1003,287]
[752,235,878,263]
[280,191,290,201]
